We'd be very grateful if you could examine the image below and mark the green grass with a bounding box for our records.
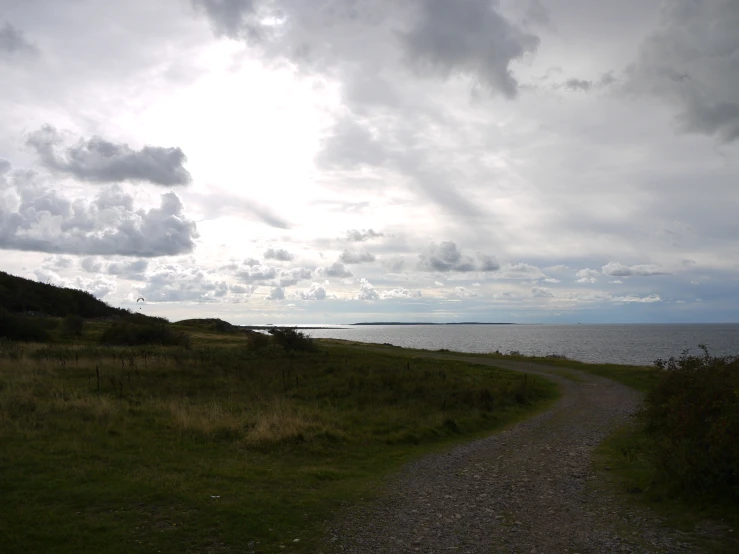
[504,356,659,392]
[0,334,558,553]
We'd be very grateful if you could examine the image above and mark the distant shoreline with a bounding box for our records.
[351,322,516,326]
[239,322,516,330]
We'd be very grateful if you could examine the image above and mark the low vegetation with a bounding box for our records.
[644,348,739,501]
[0,331,557,553]
[0,307,53,342]
[99,320,191,348]
[575,348,739,552]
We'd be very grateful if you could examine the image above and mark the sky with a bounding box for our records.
[1,0,738,324]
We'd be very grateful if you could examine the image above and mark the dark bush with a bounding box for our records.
[100,321,190,348]
[62,314,84,337]
[244,330,271,351]
[267,327,315,352]
[0,308,52,342]
[642,347,739,500]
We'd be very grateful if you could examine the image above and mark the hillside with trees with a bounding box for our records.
[0,270,127,318]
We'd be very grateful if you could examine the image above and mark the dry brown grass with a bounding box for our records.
[165,395,338,445]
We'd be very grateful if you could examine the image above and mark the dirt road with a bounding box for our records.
[329,356,696,553]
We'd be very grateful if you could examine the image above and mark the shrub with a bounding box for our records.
[267,327,315,352]
[99,321,190,348]
[0,308,52,342]
[244,330,271,351]
[642,347,739,500]
[62,314,84,337]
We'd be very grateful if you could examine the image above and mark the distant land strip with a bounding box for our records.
[351,322,516,326]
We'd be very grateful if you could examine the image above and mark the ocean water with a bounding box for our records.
[306,324,739,366]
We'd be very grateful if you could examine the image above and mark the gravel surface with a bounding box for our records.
[327,358,705,553]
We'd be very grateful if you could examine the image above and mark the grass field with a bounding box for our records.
[0,332,558,553]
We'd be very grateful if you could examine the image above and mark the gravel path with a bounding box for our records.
[327,357,701,553]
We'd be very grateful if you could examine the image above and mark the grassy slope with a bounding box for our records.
[0,332,558,553]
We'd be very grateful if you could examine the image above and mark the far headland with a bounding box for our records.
[351,322,516,326]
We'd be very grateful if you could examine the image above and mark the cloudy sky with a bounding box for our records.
[1,0,738,324]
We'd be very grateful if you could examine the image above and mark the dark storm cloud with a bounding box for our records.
[192,0,258,39]
[627,0,739,143]
[26,125,192,186]
[0,22,39,56]
[0,172,198,257]
[193,0,539,99]
[400,0,539,97]
[417,241,498,273]
[524,0,550,27]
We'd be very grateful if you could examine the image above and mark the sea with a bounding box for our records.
[305,324,739,366]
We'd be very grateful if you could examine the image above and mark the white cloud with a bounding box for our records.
[136,263,228,302]
[611,294,662,303]
[531,286,554,298]
[34,268,116,299]
[418,241,498,273]
[345,228,384,242]
[380,287,422,299]
[264,247,294,261]
[298,282,327,300]
[495,263,545,280]
[454,286,477,298]
[601,261,667,277]
[81,257,148,280]
[27,125,192,186]
[317,262,353,279]
[355,278,379,301]
[575,268,600,283]
[0,172,197,257]
[340,249,376,264]
[266,286,285,301]
[626,0,739,143]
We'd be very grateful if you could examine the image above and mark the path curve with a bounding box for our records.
[328,356,695,553]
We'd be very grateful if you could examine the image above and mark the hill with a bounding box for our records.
[175,318,239,333]
[0,270,140,320]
